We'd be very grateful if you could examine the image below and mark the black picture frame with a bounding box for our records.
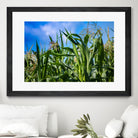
[7,7,131,96]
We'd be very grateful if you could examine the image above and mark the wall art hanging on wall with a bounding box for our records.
[7,7,131,96]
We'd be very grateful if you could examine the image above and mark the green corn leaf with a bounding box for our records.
[63,47,74,54]
[84,34,89,45]
[65,28,70,35]
[36,41,41,81]
[71,33,85,47]
[49,36,53,42]
[62,31,79,45]
[60,30,64,50]
[43,52,50,78]
[56,33,58,43]
[72,44,81,65]
[51,51,75,57]
[98,37,104,74]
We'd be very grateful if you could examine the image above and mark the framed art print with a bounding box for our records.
[7,7,131,96]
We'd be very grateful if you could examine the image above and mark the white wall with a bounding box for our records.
[0,0,138,136]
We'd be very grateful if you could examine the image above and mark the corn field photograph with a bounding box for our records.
[24,21,114,82]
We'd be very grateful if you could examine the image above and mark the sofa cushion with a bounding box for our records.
[0,119,39,137]
[0,104,48,136]
[121,105,138,138]
[105,118,123,138]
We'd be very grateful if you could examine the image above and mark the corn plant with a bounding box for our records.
[24,27,114,82]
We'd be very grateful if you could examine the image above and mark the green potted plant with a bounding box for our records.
[71,114,98,138]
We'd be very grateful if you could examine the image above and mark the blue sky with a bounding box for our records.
[24,21,114,52]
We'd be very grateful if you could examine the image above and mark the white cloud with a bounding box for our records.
[41,24,56,36]
[25,22,79,49]
[40,22,77,42]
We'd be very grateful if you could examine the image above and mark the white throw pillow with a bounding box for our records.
[0,119,39,137]
[0,104,48,136]
[105,118,123,138]
[121,105,138,138]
